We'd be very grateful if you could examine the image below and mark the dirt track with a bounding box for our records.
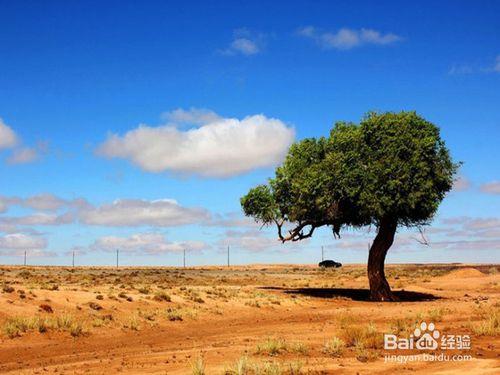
[0,264,498,374]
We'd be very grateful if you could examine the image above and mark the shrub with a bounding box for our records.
[18,270,31,278]
[56,314,75,330]
[88,302,103,311]
[39,304,54,313]
[354,342,378,362]
[2,314,86,338]
[69,322,85,337]
[37,318,49,333]
[245,300,261,308]
[190,356,205,375]
[337,311,358,328]
[166,308,183,321]
[290,341,309,355]
[427,308,446,322]
[390,318,413,336]
[342,322,382,349]
[2,285,15,293]
[255,338,287,356]
[251,361,283,375]
[286,360,303,375]
[128,315,140,331]
[153,291,172,302]
[223,356,249,375]
[3,317,30,338]
[471,310,500,336]
[342,326,365,347]
[323,337,345,357]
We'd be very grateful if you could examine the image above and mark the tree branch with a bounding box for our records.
[411,226,430,246]
[275,220,328,243]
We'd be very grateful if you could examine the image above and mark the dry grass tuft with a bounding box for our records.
[153,291,172,302]
[342,322,382,349]
[471,308,500,336]
[323,337,345,357]
[2,313,87,338]
[190,356,205,375]
[255,338,288,356]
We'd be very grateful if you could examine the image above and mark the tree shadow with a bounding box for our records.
[260,287,440,302]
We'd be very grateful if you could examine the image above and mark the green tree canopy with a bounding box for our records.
[241,111,458,301]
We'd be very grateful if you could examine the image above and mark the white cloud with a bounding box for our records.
[0,118,48,164]
[0,212,75,226]
[208,212,261,228]
[480,181,500,195]
[66,245,88,256]
[0,118,18,149]
[0,194,207,229]
[448,64,474,76]
[297,26,402,50]
[96,111,295,177]
[0,194,89,213]
[0,233,47,251]
[7,147,38,164]
[80,198,210,227]
[0,223,42,235]
[467,218,500,231]
[441,216,500,232]
[220,29,265,56]
[22,193,68,211]
[0,223,19,233]
[430,239,500,251]
[359,29,402,45]
[431,216,500,251]
[0,196,21,213]
[449,56,500,75]
[161,108,221,126]
[218,228,310,254]
[297,26,315,38]
[90,233,206,254]
[452,176,471,192]
[230,38,259,55]
[219,229,278,252]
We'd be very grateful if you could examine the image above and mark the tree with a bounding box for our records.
[241,111,458,301]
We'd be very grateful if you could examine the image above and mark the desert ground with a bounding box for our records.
[0,264,498,374]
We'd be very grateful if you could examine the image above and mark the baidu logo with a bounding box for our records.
[414,322,440,350]
[384,321,470,351]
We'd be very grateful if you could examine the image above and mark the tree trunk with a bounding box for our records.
[368,217,398,301]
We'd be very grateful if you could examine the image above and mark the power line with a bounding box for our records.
[116,249,119,268]
[227,245,230,267]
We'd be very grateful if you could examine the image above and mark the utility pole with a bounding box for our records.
[321,246,324,262]
[116,249,119,268]
[24,250,27,266]
[183,249,186,268]
[227,245,230,267]
[72,250,75,267]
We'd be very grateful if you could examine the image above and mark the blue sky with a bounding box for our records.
[0,0,499,266]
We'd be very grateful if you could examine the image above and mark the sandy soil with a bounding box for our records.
[0,264,498,374]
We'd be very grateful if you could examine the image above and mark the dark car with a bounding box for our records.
[319,260,342,268]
